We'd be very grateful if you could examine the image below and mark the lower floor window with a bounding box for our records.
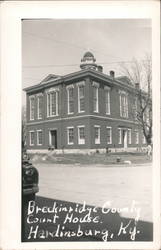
[67,127,74,145]
[142,133,146,144]
[128,129,132,144]
[94,126,100,144]
[29,131,35,146]
[78,126,85,144]
[118,128,122,144]
[106,127,112,144]
[135,130,139,144]
[37,130,43,145]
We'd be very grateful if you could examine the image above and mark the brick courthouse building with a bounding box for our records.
[24,52,146,153]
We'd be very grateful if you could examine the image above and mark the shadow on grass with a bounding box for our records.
[22,196,153,242]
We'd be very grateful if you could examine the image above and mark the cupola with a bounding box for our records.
[80,51,97,70]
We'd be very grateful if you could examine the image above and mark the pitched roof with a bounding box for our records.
[40,74,61,84]
[116,76,133,86]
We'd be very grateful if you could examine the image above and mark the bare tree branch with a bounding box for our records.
[120,55,152,145]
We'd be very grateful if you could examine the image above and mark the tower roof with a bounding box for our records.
[83,51,95,59]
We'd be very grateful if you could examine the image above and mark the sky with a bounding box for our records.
[22,19,151,103]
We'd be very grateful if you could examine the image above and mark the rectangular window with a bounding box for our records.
[142,133,146,144]
[67,87,74,114]
[94,126,100,144]
[67,127,74,145]
[29,131,35,146]
[37,95,43,119]
[134,97,138,119]
[78,85,85,112]
[146,108,150,124]
[119,92,128,118]
[107,127,112,144]
[105,89,110,115]
[128,129,132,144]
[93,86,98,112]
[119,94,122,117]
[118,128,122,144]
[135,130,139,144]
[125,95,128,117]
[78,126,85,144]
[29,96,35,120]
[37,130,43,145]
[47,91,58,117]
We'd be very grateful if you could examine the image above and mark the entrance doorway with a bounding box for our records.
[49,130,57,149]
[123,130,128,149]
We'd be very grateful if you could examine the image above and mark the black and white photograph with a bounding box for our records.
[0,1,160,250]
[22,18,153,242]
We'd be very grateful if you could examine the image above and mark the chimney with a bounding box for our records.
[135,83,140,89]
[110,70,115,78]
[97,65,103,73]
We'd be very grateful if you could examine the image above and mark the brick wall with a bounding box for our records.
[26,74,145,150]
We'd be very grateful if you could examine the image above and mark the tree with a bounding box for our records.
[119,55,152,145]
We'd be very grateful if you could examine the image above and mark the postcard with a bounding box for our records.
[0,1,160,249]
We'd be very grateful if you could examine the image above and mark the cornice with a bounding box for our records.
[23,68,142,95]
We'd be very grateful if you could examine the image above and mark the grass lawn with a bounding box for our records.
[30,152,152,165]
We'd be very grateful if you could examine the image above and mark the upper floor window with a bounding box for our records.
[67,85,74,114]
[47,88,59,117]
[134,96,138,119]
[29,131,35,146]
[92,82,99,112]
[29,96,35,120]
[105,86,111,115]
[78,83,85,113]
[94,125,100,144]
[119,91,128,118]
[37,130,43,145]
[107,127,112,144]
[67,127,74,145]
[37,94,43,119]
[78,126,85,144]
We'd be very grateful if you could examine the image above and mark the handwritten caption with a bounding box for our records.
[26,200,141,241]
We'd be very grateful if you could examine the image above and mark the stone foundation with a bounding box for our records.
[27,147,147,155]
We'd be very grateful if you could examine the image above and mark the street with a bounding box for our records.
[35,163,152,222]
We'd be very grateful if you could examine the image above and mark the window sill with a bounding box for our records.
[47,115,59,118]
[78,111,85,113]
[120,116,129,119]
